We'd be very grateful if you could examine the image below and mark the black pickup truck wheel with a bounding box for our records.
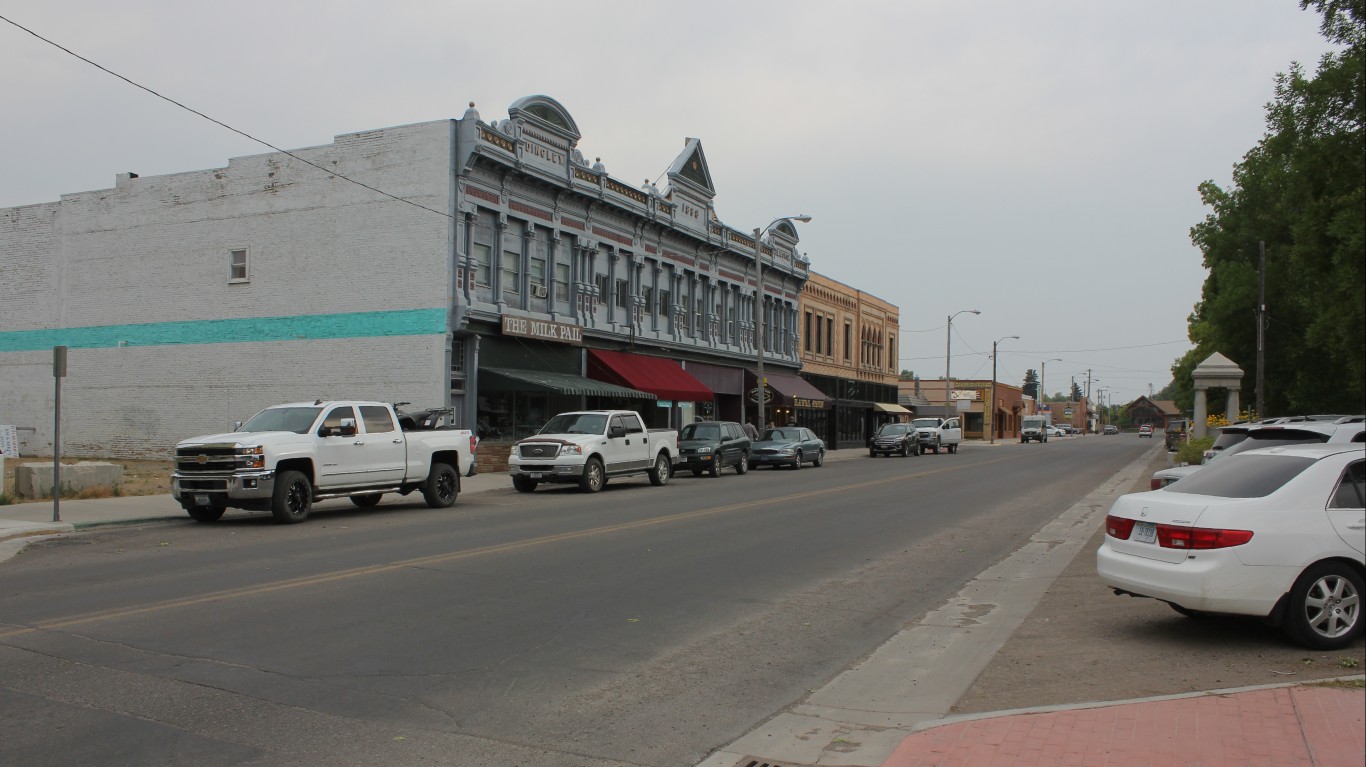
[271,470,313,524]
[423,463,459,507]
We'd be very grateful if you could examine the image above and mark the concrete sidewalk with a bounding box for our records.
[0,467,515,546]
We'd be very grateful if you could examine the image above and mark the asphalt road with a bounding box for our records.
[0,436,1153,767]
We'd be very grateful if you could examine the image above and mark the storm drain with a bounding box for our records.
[734,759,813,767]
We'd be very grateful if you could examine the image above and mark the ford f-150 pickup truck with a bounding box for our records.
[172,401,477,523]
[508,410,677,493]
[910,416,964,454]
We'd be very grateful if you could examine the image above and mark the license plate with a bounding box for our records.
[1134,521,1157,544]
[194,494,211,506]
[528,472,543,479]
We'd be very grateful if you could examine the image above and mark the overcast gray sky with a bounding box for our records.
[0,1,1336,406]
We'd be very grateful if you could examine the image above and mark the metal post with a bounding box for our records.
[989,335,1018,443]
[52,345,67,522]
[1041,358,1060,409]
[1256,240,1265,419]
[945,310,980,423]
[754,226,765,430]
[990,341,998,444]
[752,216,810,431]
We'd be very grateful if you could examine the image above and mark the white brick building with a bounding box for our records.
[0,96,815,457]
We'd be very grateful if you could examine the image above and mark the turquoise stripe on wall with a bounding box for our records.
[0,308,448,352]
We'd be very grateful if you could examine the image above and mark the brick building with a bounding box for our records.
[797,272,904,448]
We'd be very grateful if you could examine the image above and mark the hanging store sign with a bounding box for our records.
[501,316,584,345]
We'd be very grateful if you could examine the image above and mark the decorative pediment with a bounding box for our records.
[666,138,715,199]
[508,95,582,145]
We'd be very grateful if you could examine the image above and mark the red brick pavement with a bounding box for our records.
[882,685,1364,767]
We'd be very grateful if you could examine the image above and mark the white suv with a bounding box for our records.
[1151,417,1364,490]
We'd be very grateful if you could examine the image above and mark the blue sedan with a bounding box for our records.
[749,427,826,469]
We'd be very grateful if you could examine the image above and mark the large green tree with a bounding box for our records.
[1021,369,1040,399]
[1177,0,1364,416]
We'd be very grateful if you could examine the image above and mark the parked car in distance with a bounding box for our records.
[676,421,751,477]
[870,422,920,457]
[1020,415,1051,443]
[1151,418,1365,489]
[909,416,963,454]
[749,427,825,469]
[1203,421,1259,462]
[1048,425,1067,438]
[1138,425,1154,438]
[1099,444,1365,649]
[1164,419,1190,451]
[1103,425,1120,435]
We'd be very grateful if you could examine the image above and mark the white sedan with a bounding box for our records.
[1098,444,1365,649]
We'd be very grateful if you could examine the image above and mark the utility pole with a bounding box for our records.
[1256,240,1265,419]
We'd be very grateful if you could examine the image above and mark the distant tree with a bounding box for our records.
[1021,369,1039,399]
[899,369,916,381]
[1177,0,1364,415]
[1070,381,1084,402]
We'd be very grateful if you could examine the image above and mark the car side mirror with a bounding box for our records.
[232,421,244,432]
[339,418,358,438]
[608,425,626,439]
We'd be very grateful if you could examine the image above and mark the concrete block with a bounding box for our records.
[14,462,124,499]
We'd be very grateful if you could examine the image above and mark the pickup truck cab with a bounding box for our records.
[509,410,677,493]
[910,416,964,454]
[172,401,477,524]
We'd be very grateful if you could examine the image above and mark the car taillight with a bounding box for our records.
[1150,478,1163,490]
[1105,514,1136,539]
[1156,525,1253,549]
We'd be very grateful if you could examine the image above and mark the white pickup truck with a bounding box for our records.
[171,401,477,524]
[910,416,964,454]
[508,410,677,493]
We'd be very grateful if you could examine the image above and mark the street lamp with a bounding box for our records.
[945,309,981,419]
[753,214,811,431]
[1040,357,1061,407]
[989,335,1019,444]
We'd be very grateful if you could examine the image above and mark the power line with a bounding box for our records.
[1,13,451,220]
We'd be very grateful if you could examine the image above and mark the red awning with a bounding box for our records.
[588,350,715,402]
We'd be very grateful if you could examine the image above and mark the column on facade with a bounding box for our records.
[1193,387,1208,438]
[632,254,645,333]
[458,210,475,303]
[649,263,661,333]
[687,271,699,341]
[519,223,535,312]
[1226,389,1239,423]
[492,218,507,304]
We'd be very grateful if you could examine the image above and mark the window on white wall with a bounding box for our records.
[229,248,249,283]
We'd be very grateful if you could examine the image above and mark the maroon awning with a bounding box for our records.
[588,350,714,402]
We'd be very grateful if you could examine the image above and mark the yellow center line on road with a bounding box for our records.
[0,454,1017,639]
